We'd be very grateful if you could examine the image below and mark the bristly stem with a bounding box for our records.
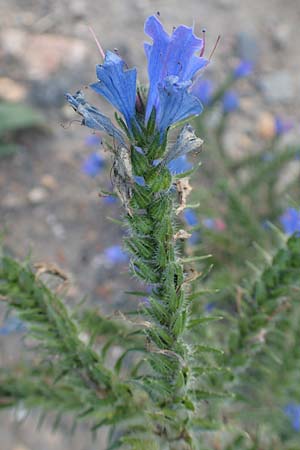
[123,122,198,447]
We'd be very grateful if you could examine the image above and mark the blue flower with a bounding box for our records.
[67,16,208,145]
[65,91,126,145]
[203,218,215,229]
[284,403,300,432]
[184,208,198,226]
[90,51,137,130]
[0,316,26,336]
[82,152,105,177]
[190,78,214,105]
[104,195,118,204]
[205,302,216,313]
[156,77,203,135]
[188,231,201,245]
[144,15,208,131]
[275,116,293,136]
[104,245,129,264]
[167,154,192,174]
[134,176,146,186]
[164,124,203,165]
[233,60,253,78]
[85,134,102,147]
[222,90,240,113]
[280,207,300,235]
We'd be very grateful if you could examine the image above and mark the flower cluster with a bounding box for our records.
[66,14,208,150]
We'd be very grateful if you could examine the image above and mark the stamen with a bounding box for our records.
[156,11,160,17]
[88,25,105,60]
[135,89,144,114]
[200,28,206,57]
[209,35,221,61]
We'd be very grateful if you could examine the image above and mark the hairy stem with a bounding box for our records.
[122,125,198,447]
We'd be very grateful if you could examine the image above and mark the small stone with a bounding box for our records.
[257,112,276,139]
[12,33,87,80]
[29,73,72,107]
[0,28,26,57]
[40,174,58,190]
[238,134,253,151]
[12,405,28,421]
[28,187,48,204]
[78,332,89,344]
[215,0,235,7]
[259,71,295,103]
[69,0,87,19]
[51,223,66,239]
[0,77,27,102]
[236,31,259,64]
[240,97,256,113]
[2,193,24,208]
[13,445,31,450]
[272,24,290,50]
[46,214,66,239]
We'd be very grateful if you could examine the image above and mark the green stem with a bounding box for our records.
[125,131,197,447]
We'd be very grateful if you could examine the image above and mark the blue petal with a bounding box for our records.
[188,231,201,245]
[234,60,253,78]
[0,316,26,335]
[144,15,170,121]
[284,404,300,432]
[104,195,118,204]
[184,208,198,226]
[222,90,240,113]
[90,51,137,129]
[104,245,129,264]
[156,76,203,135]
[144,15,208,121]
[190,78,214,105]
[82,152,105,177]
[65,91,126,145]
[85,134,102,147]
[280,207,300,235]
[275,116,293,136]
[167,154,192,174]
[134,175,146,186]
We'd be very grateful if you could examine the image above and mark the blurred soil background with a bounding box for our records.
[0,0,300,449]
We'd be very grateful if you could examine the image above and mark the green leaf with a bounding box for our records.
[0,143,22,157]
[194,345,224,355]
[187,315,223,329]
[0,101,44,137]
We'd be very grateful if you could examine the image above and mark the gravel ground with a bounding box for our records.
[0,0,300,448]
